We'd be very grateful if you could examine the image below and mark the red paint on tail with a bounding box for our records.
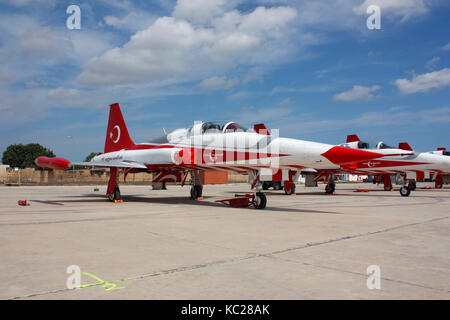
[104,103,135,153]
[346,134,360,143]
[398,142,413,151]
[254,124,270,135]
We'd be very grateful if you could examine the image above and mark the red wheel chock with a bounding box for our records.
[216,194,255,208]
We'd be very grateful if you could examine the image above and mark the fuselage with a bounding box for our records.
[92,121,382,172]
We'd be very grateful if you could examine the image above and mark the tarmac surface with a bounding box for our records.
[1,183,449,300]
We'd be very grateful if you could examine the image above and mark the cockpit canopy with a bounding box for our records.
[340,139,396,150]
[357,141,370,149]
[201,121,248,134]
[163,121,251,143]
[376,141,394,149]
[340,141,371,149]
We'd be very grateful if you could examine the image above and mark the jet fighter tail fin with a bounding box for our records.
[104,103,135,153]
[398,142,413,151]
[346,134,360,143]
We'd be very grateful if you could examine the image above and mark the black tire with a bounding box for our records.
[400,186,411,197]
[108,187,121,201]
[190,185,203,199]
[435,184,443,189]
[262,182,269,190]
[253,192,267,209]
[284,183,296,195]
[273,182,282,190]
[408,181,416,191]
[325,184,335,194]
[384,186,392,191]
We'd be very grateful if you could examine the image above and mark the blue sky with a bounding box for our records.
[0,0,449,161]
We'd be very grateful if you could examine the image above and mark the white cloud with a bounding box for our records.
[8,0,55,7]
[173,0,230,25]
[78,5,298,86]
[242,68,266,84]
[394,68,450,94]
[272,85,334,94]
[353,0,431,22]
[47,87,82,99]
[333,85,381,101]
[102,11,157,32]
[19,27,70,59]
[425,56,440,70]
[200,76,239,91]
[442,43,450,51]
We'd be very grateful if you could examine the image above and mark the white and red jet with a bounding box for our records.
[35,103,389,208]
[306,134,450,197]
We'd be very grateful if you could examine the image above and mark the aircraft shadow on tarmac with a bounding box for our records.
[241,189,447,198]
[31,193,340,214]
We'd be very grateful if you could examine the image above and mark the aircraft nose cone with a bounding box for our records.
[321,146,382,165]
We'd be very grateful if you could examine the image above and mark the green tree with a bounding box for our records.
[2,143,55,169]
[82,152,103,176]
[84,152,101,162]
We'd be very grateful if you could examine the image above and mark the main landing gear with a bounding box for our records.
[108,185,122,201]
[284,182,296,195]
[323,174,336,194]
[383,174,392,191]
[408,181,416,191]
[190,185,203,200]
[106,167,122,201]
[190,170,204,200]
[325,183,335,194]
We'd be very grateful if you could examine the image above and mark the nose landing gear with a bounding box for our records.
[400,186,411,197]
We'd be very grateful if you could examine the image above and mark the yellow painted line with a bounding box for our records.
[79,272,129,292]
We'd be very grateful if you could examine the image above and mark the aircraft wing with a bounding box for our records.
[69,161,148,169]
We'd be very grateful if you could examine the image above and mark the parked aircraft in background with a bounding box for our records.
[35,103,389,209]
[305,135,450,197]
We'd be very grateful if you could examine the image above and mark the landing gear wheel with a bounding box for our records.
[190,185,203,199]
[285,184,296,195]
[273,182,282,191]
[400,186,411,197]
[408,181,416,191]
[435,184,443,189]
[384,186,392,191]
[325,184,335,194]
[253,192,267,209]
[262,182,269,190]
[108,187,121,201]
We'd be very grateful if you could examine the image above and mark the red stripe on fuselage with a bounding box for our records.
[355,160,430,169]
[128,144,290,165]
